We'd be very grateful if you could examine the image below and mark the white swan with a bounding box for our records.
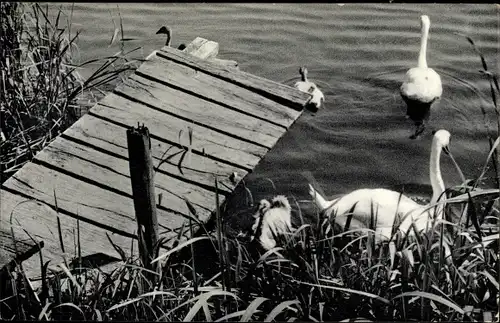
[294,67,325,112]
[156,26,186,50]
[309,130,453,242]
[250,195,294,250]
[400,15,442,139]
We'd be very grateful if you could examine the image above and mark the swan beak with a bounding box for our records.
[445,146,468,184]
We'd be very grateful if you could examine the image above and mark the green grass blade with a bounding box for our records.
[392,291,465,315]
[264,300,300,322]
[240,297,268,322]
[152,236,209,264]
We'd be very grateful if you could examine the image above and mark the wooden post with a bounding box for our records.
[126,124,159,273]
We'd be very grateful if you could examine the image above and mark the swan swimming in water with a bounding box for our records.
[309,130,455,242]
[294,67,325,112]
[249,195,295,250]
[400,15,442,139]
[156,26,187,50]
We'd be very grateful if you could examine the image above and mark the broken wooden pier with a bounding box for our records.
[0,37,311,279]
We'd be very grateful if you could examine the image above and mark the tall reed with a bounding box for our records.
[0,3,137,183]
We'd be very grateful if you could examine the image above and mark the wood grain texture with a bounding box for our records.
[34,136,216,221]
[136,55,300,128]
[126,126,159,272]
[2,162,187,239]
[0,229,41,269]
[93,93,268,169]
[0,189,134,279]
[61,114,243,194]
[158,45,311,111]
[209,58,239,69]
[116,74,284,147]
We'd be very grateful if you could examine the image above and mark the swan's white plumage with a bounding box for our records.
[251,196,294,250]
[294,67,324,110]
[309,129,452,242]
[400,67,442,103]
[400,15,442,122]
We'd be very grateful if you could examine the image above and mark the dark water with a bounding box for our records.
[52,3,498,212]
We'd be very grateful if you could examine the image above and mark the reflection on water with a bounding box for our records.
[51,3,498,210]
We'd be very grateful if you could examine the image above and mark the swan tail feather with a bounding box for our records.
[308,184,330,211]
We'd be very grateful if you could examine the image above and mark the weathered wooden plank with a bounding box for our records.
[158,45,311,111]
[183,37,219,59]
[62,114,243,194]
[136,56,300,128]
[209,58,239,69]
[93,94,268,169]
[0,189,134,278]
[34,136,216,220]
[0,229,41,269]
[1,162,187,239]
[116,74,284,146]
[1,240,44,275]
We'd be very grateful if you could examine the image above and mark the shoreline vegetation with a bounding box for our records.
[1,3,499,322]
[0,2,138,183]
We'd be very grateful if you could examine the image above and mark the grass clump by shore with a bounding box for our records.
[0,179,498,321]
[0,2,137,183]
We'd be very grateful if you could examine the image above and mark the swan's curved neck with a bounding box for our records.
[165,34,171,47]
[429,138,445,218]
[418,21,430,68]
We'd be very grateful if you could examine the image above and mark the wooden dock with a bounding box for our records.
[0,37,311,279]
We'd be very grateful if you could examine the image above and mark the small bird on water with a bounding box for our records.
[400,15,442,139]
[156,26,187,50]
[294,67,325,112]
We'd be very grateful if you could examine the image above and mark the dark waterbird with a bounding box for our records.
[156,26,186,50]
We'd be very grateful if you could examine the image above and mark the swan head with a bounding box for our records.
[156,26,172,36]
[432,129,451,155]
[420,15,430,29]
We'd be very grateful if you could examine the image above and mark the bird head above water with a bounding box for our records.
[420,15,430,29]
[299,66,308,82]
[156,26,171,35]
[156,26,172,46]
[432,129,451,155]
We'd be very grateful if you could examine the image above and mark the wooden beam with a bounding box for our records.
[209,58,239,69]
[58,116,240,195]
[118,75,283,144]
[127,125,159,273]
[136,56,300,128]
[93,95,268,168]
[156,46,311,111]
